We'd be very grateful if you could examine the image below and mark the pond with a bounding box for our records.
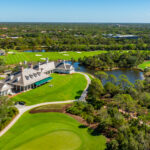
[24,50,46,52]
[104,69,144,83]
[68,62,144,83]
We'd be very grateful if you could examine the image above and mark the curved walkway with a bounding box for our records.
[0,72,91,137]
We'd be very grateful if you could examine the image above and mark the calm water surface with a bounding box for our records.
[24,50,46,52]
[69,62,144,83]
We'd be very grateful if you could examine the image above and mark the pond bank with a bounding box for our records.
[70,62,145,83]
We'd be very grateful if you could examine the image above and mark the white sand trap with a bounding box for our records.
[36,54,42,56]
[40,58,46,60]
[63,54,69,56]
[8,52,14,54]
[60,51,67,53]
[77,52,82,53]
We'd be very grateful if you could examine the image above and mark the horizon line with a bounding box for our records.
[0,21,150,24]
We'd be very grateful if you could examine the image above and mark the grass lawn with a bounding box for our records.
[3,51,106,65]
[11,73,87,105]
[0,112,106,150]
[138,61,150,70]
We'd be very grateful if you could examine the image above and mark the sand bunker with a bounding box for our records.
[40,58,46,60]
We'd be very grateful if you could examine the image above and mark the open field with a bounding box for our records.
[0,112,106,150]
[11,73,87,105]
[2,51,106,65]
[138,61,150,70]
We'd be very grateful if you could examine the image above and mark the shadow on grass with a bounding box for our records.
[75,90,84,99]
[88,126,103,136]
[78,125,88,129]
[78,124,102,136]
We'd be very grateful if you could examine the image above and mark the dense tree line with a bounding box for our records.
[79,51,149,70]
[67,72,150,150]
[1,23,150,51]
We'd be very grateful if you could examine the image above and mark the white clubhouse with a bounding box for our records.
[0,59,75,96]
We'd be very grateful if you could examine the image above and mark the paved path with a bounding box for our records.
[0,72,91,137]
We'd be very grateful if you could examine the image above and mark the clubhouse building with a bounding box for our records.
[0,59,75,96]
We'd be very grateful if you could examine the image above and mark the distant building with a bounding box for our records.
[41,31,47,33]
[0,34,7,39]
[113,34,139,39]
[103,34,113,37]
[0,50,5,56]
[0,27,8,30]
[103,34,139,39]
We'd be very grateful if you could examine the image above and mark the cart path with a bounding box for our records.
[0,72,91,137]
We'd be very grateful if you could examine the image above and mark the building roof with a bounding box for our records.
[0,83,12,92]
[55,62,74,70]
[103,34,139,39]
[34,61,55,72]
[3,60,74,87]
[113,34,138,38]
[5,68,49,86]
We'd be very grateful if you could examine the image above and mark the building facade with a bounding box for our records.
[54,61,75,74]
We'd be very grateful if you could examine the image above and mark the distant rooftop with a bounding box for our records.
[103,34,139,39]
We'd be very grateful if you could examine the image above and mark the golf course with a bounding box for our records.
[4,50,106,65]
[3,50,150,71]
[12,73,87,105]
[0,112,106,150]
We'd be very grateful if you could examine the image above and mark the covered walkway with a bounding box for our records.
[14,77,53,92]
[35,77,53,86]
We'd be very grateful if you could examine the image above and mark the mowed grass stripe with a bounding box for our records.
[15,131,82,150]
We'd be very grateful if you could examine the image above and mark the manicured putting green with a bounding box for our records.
[11,73,87,105]
[15,131,81,150]
[0,112,106,150]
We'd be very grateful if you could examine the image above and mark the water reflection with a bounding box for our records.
[68,61,144,84]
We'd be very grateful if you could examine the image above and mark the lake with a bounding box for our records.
[24,50,46,52]
[69,62,144,83]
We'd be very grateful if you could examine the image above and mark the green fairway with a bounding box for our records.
[138,61,150,70]
[0,112,106,150]
[11,73,87,105]
[3,51,106,65]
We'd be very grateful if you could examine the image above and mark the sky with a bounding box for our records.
[0,0,150,23]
